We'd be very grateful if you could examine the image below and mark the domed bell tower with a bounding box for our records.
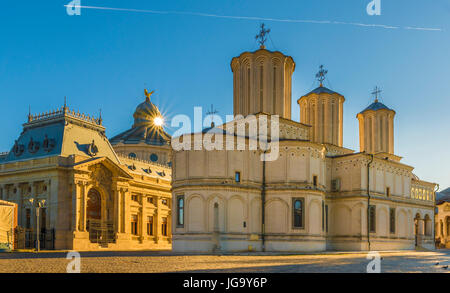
[297,66,345,147]
[231,24,295,119]
[357,87,395,154]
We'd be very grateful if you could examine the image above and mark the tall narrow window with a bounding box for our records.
[379,118,383,152]
[369,205,376,233]
[313,175,318,188]
[260,65,264,111]
[389,208,395,234]
[386,187,391,197]
[25,208,31,229]
[131,215,138,235]
[247,67,251,113]
[161,217,168,236]
[214,203,219,232]
[368,117,373,152]
[325,205,329,232]
[331,102,335,143]
[235,172,241,183]
[177,195,184,227]
[41,208,47,231]
[321,102,325,142]
[292,198,305,229]
[147,216,154,235]
[322,201,325,231]
[273,66,276,113]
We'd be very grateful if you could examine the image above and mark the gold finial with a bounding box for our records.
[144,89,154,102]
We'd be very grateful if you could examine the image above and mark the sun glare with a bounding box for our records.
[153,116,164,127]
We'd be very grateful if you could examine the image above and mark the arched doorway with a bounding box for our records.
[424,215,431,236]
[86,188,102,243]
[414,213,421,247]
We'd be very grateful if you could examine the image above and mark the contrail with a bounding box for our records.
[64,4,443,32]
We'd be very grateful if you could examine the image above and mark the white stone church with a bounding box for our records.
[171,29,436,252]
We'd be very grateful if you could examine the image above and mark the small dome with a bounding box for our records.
[133,98,162,128]
[359,100,393,114]
[305,86,337,96]
[109,91,171,146]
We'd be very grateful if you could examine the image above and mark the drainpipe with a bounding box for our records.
[367,153,374,251]
[261,151,267,252]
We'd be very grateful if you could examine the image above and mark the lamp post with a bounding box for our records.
[29,198,46,252]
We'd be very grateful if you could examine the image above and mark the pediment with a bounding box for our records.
[73,157,133,179]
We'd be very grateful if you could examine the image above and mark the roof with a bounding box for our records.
[436,187,450,204]
[110,125,171,146]
[1,107,120,164]
[360,100,393,114]
[305,86,338,96]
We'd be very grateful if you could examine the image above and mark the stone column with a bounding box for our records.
[71,182,80,232]
[16,183,26,228]
[155,195,161,243]
[167,208,172,243]
[418,219,425,236]
[123,188,130,235]
[80,182,87,231]
[113,186,121,234]
[141,194,147,242]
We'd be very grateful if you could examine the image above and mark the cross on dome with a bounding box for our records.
[255,23,271,49]
[371,86,382,102]
[315,65,328,87]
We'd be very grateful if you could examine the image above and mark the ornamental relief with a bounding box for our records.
[89,164,113,195]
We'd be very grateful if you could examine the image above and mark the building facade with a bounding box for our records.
[435,188,450,248]
[172,43,437,252]
[0,93,172,250]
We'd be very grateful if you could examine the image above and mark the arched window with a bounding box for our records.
[177,195,184,227]
[292,198,304,229]
[128,152,137,159]
[214,203,219,232]
[424,215,431,236]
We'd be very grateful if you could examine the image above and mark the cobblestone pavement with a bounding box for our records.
[1,250,450,273]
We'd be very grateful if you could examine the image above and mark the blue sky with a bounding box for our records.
[0,0,449,189]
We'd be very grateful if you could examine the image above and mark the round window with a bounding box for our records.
[128,153,137,158]
[150,153,158,162]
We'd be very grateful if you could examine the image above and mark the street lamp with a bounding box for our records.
[29,198,46,252]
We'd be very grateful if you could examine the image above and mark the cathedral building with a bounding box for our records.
[171,30,437,252]
[0,93,172,250]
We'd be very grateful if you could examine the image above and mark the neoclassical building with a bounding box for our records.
[0,92,172,250]
[172,39,437,252]
[435,188,450,248]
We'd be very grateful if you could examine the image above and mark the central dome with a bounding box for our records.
[133,97,162,128]
[109,90,171,146]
